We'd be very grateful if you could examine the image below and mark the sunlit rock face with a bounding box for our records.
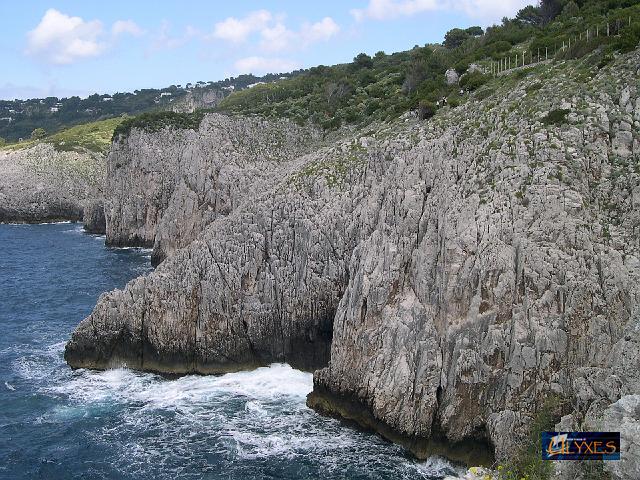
[103,114,322,265]
[67,48,640,474]
[0,144,104,224]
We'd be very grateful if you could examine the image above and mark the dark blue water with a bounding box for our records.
[0,223,462,480]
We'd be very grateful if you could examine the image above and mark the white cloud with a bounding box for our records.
[112,20,144,37]
[351,0,530,22]
[212,10,273,43]
[455,0,531,18]
[233,56,300,74]
[150,21,199,51]
[26,9,106,65]
[301,17,341,43]
[212,10,339,52]
[258,17,340,52]
[259,23,295,52]
[0,82,90,101]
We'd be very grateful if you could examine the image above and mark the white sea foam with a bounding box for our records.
[107,246,153,253]
[63,224,87,235]
[1,221,73,226]
[4,381,15,391]
[29,348,461,478]
[48,363,311,406]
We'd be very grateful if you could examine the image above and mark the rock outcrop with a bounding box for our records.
[66,49,640,475]
[171,88,226,113]
[0,143,104,224]
[83,199,106,234]
[104,114,322,265]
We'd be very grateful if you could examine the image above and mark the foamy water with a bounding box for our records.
[0,223,464,479]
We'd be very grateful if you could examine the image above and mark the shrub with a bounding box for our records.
[31,128,46,140]
[613,21,640,53]
[321,116,341,130]
[498,396,564,480]
[418,101,436,120]
[353,53,374,69]
[460,71,489,91]
[112,111,208,141]
[475,88,495,100]
[466,26,484,36]
[444,28,470,49]
[447,94,462,108]
[454,61,470,75]
[559,37,608,60]
[526,82,543,94]
[542,108,570,125]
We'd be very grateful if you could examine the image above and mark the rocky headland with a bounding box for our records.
[103,114,323,265]
[0,143,105,229]
[64,47,640,479]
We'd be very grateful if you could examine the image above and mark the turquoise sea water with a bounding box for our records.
[0,223,462,480]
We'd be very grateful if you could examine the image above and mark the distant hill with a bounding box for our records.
[2,0,638,145]
[0,72,301,143]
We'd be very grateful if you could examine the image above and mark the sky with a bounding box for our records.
[0,0,533,100]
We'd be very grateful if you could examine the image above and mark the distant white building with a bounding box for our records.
[103,97,113,102]
[50,107,59,113]
[160,92,172,97]
[247,82,266,88]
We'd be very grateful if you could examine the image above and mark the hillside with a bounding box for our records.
[0,72,300,143]
[216,0,640,129]
[3,1,637,149]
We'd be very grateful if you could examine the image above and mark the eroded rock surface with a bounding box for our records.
[83,199,106,234]
[67,49,640,472]
[104,114,322,265]
[0,144,104,223]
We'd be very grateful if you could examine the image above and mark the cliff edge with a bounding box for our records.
[66,49,640,476]
[0,143,104,225]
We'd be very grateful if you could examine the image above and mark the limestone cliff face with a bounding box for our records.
[104,114,322,265]
[171,88,226,113]
[0,143,104,224]
[66,50,640,475]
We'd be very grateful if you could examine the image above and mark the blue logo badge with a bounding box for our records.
[542,432,620,461]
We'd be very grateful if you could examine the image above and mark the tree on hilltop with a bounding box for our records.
[31,128,46,140]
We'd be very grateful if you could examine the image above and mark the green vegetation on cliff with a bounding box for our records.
[1,117,124,154]
[216,0,639,129]
[112,111,209,141]
[0,73,297,143]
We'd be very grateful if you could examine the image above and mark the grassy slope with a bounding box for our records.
[1,117,124,155]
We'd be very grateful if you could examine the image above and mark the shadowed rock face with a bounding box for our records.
[67,50,640,473]
[83,200,106,234]
[0,144,104,224]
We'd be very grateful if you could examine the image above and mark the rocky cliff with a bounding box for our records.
[0,143,104,224]
[66,49,640,477]
[171,88,226,113]
[104,114,323,265]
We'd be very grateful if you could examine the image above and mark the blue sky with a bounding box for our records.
[0,1,532,100]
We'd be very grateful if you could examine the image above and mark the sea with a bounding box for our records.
[0,223,463,480]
